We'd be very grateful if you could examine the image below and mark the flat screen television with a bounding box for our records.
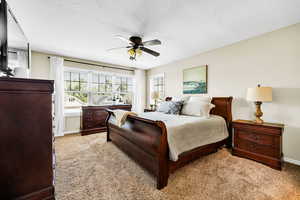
[0,0,30,77]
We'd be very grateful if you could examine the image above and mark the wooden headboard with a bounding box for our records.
[210,97,233,126]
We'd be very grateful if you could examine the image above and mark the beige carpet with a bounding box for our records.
[55,133,300,200]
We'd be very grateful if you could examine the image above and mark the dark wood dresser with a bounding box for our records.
[0,77,55,200]
[144,108,155,112]
[81,104,132,135]
[232,120,284,170]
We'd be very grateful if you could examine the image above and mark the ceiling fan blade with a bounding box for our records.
[140,47,160,57]
[107,46,131,52]
[114,35,131,43]
[142,39,161,46]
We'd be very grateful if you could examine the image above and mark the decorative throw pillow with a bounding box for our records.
[168,101,184,114]
[156,101,184,114]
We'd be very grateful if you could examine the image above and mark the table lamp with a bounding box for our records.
[151,91,160,110]
[247,84,272,124]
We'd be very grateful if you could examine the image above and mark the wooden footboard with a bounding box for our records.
[106,111,169,189]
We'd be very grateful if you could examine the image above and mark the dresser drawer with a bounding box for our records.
[237,139,280,158]
[94,110,109,122]
[109,105,132,111]
[84,122,94,129]
[84,111,93,116]
[236,129,278,148]
[83,116,93,121]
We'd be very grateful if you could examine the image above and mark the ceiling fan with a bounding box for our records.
[107,35,161,60]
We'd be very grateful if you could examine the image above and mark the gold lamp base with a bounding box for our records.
[254,101,264,124]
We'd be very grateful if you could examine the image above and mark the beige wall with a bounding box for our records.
[147,23,300,162]
[30,51,51,80]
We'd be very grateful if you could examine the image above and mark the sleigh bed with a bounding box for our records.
[105,97,233,189]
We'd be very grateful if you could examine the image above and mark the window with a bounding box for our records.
[113,76,133,101]
[149,74,164,104]
[91,73,112,93]
[64,68,133,107]
[64,71,88,107]
[114,76,133,93]
[90,72,113,105]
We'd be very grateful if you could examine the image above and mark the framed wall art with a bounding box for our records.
[183,65,207,94]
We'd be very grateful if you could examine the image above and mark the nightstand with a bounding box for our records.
[144,109,155,112]
[232,120,284,170]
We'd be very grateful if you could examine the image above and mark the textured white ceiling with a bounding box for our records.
[7,0,300,69]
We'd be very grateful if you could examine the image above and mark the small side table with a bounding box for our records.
[232,119,284,170]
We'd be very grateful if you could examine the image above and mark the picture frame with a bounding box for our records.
[183,65,208,94]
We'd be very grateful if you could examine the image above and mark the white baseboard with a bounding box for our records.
[63,130,80,135]
[284,157,300,166]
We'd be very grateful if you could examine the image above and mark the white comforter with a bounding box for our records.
[138,112,229,161]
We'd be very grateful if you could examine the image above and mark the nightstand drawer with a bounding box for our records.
[237,139,280,158]
[234,123,281,135]
[236,129,278,147]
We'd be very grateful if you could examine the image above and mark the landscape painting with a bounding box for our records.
[183,65,207,94]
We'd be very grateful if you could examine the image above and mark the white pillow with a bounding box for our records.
[181,101,202,116]
[181,98,215,117]
[156,101,170,113]
[172,96,190,102]
[189,96,212,103]
[200,103,215,118]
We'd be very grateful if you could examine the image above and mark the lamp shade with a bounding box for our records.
[247,86,272,102]
[151,91,160,100]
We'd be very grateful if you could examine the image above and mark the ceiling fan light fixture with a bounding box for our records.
[128,48,135,56]
[136,48,142,56]
[128,48,136,60]
[110,35,161,60]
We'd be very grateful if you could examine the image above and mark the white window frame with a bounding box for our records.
[149,73,165,105]
[64,66,134,108]
[64,68,89,108]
